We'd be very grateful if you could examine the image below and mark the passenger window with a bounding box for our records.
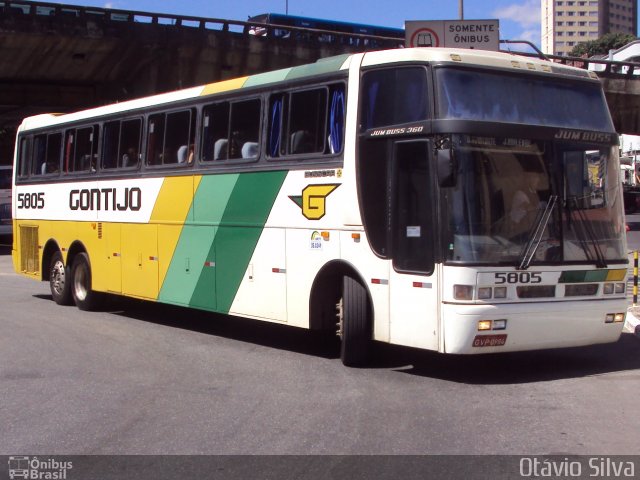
[201,102,230,161]
[146,114,165,166]
[268,83,344,158]
[146,109,195,166]
[103,118,142,170]
[229,100,260,160]
[32,133,61,176]
[201,99,260,161]
[64,125,98,173]
[288,89,327,154]
[17,137,31,178]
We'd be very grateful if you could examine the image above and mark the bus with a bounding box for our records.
[247,13,404,47]
[11,48,628,366]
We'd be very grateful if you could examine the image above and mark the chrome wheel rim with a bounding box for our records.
[51,260,66,296]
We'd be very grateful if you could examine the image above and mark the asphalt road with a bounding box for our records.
[0,244,639,456]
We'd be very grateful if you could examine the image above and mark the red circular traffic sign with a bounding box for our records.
[410,28,440,48]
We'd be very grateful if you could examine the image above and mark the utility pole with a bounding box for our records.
[459,0,464,20]
[286,1,289,15]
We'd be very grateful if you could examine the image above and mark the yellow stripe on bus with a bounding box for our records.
[200,77,248,96]
[151,175,202,289]
[605,269,626,281]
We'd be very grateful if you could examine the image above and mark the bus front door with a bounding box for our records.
[388,140,439,351]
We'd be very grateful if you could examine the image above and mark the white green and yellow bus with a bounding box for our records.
[11,48,628,366]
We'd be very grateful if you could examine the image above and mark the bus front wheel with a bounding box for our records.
[337,276,371,367]
[71,252,101,311]
[49,251,73,306]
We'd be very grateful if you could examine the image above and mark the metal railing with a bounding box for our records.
[0,0,403,49]
[500,40,640,79]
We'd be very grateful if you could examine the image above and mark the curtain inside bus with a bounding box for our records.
[329,88,345,154]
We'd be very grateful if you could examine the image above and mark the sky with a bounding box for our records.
[25,0,544,46]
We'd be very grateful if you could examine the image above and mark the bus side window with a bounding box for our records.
[32,134,47,176]
[288,88,327,155]
[268,83,344,159]
[166,109,195,164]
[103,119,142,170]
[229,99,261,160]
[120,118,142,168]
[17,136,31,179]
[45,133,62,175]
[33,133,61,176]
[102,121,120,170]
[146,109,195,166]
[76,125,98,172]
[146,114,166,166]
[201,102,230,162]
[65,125,98,173]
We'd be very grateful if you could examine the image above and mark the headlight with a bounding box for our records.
[454,284,473,300]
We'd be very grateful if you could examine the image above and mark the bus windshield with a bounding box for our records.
[436,68,614,132]
[442,135,626,266]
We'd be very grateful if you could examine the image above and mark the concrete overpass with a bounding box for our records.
[0,1,401,162]
[1,0,640,164]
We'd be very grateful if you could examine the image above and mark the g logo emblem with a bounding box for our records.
[289,184,340,220]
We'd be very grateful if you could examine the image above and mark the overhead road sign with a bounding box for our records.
[405,20,500,51]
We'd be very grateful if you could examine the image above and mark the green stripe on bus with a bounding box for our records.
[584,270,609,282]
[242,54,348,88]
[285,54,350,81]
[243,68,292,88]
[559,269,611,283]
[158,174,239,307]
[214,170,287,313]
[187,171,287,313]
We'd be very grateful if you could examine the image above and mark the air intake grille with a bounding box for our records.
[517,285,556,298]
[19,225,39,274]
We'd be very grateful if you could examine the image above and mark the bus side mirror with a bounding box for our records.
[437,148,457,187]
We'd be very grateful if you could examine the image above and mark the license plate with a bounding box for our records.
[472,334,507,347]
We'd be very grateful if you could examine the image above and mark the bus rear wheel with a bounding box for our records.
[71,252,101,311]
[49,251,73,306]
[337,276,371,367]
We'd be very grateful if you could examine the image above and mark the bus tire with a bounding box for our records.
[49,251,73,306]
[71,252,101,311]
[338,276,371,367]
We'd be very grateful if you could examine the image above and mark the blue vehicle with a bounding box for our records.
[247,13,404,47]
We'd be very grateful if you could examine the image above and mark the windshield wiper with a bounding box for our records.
[518,195,558,270]
[566,196,607,269]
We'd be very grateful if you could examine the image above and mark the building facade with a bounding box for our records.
[542,0,637,56]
